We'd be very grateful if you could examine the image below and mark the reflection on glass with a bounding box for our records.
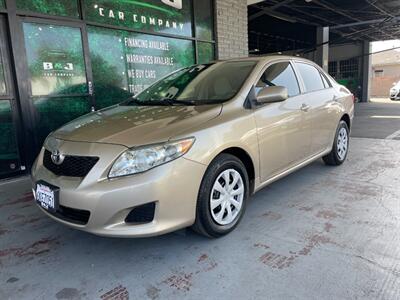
[198,42,215,65]
[23,22,87,96]
[16,0,79,18]
[88,26,195,109]
[194,0,213,41]
[0,53,7,95]
[33,97,91,146]
[258,62,300,97]
[84,0,193,37]
[129,61,257,104]
[0,100,20,175]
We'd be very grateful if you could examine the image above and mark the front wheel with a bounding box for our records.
[192,154,249,238]
[323,120,349,166]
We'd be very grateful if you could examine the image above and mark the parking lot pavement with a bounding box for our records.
[1,137,400,300]
[352,101,400,139]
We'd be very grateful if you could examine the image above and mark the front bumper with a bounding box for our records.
[390,90,400,100]
[31,140,207,237]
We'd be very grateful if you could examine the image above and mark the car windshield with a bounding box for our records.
[122,61,257,106]
[394,82,400,89]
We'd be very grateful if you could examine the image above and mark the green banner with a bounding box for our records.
[16,0,79,18]
[84,0,192,37]
[23,22,88,96]
[88,26,195,108]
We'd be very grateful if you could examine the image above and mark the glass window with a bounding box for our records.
[87,26,195,109]
[320,72,331,88]
[0,0,5,9]
[23,23,88,96]
[33,97,91,145]
[257,62,300,97]
[198,42,214,65]
[84,0,193,37]
[0,100,20,175]
[296,63,325,92]
[127,61,257,104]
[194,0,213,41]
[16,0,79,18]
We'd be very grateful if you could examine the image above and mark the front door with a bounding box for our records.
[0,15,24,177]
[19,18,94,154]
[253,61,312,182]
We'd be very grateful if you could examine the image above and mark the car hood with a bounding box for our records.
[52,104,222,147]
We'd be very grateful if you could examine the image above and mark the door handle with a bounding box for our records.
[300,103,310,112]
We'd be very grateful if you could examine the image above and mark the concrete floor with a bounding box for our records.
[1,103,400,299]
[352,99,400,139]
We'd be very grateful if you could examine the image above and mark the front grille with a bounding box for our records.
[53,205,90,225]
[43,149,99,177]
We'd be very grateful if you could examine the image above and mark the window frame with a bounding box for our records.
[293,60,333,94]
[320,71,332,88]
[253,59,302,100]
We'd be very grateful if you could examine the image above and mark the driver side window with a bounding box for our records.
[256,62,300,97]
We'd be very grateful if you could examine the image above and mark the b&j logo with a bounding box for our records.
[161,0,182,10]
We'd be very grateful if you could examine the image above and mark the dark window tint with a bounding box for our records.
[296,63,325,92]
[256,62,300,97]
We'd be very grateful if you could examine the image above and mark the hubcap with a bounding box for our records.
[210,169,244,226]
[337,127,348,160]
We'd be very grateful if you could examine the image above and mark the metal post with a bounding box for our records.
[316,27,329,72]
[361,41,372,102]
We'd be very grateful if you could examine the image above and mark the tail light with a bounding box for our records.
[351,94,355,103]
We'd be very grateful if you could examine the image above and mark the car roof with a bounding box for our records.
[214,55,317,65]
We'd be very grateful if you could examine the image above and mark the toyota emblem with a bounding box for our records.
[51,150,65,165]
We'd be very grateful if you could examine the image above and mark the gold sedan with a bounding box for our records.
[31,56,354,238]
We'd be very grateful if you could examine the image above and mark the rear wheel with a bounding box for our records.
[323,120,349,166]
[192,154,249,238]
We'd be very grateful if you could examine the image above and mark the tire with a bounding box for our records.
[323,120,350,166]
[192,153,249,238]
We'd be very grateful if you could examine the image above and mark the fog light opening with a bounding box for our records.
[125,202,156,224]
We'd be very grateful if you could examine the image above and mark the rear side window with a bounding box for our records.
[320,72,331,88]
[256,62,300,97]
[296,63,325,92]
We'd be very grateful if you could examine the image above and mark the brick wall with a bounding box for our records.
[371,76,400,97]
[214,0,249,59]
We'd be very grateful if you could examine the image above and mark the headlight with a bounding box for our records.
[108,138,195,178]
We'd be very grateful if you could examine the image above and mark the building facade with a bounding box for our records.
[0,0,249,178]
[371,49,400,98]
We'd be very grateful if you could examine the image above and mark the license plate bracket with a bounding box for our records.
[34,181,60,213]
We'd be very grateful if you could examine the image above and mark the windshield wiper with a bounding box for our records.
[161,98,196,106]
[122,98,196,106]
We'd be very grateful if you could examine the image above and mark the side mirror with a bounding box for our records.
[256,86,288,104]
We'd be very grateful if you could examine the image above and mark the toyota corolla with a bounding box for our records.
[31,56,354,238]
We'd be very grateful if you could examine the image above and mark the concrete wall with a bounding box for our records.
[329,43,363,61]
[215,0,248,59]
[373,64,400,77]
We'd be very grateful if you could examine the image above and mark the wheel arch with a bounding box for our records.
[218,147,256,195]
[340,113,351,130]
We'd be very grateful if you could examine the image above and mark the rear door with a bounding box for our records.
[253,61,312,182]
[293,62,337,154]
